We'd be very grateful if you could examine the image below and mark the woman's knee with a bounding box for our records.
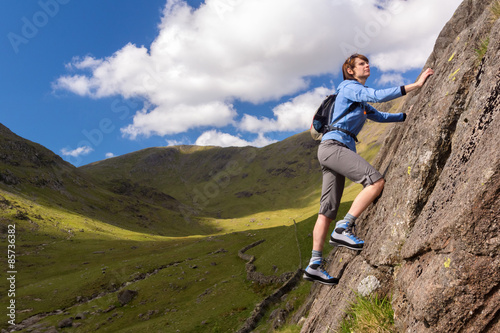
[373,178,385,193]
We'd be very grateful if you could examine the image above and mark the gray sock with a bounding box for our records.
[309,250,322,266]
[344,213,357,223]
[335,213,357,231]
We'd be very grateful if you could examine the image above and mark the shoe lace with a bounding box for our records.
[345,222,363,242]
[318,259,333,278]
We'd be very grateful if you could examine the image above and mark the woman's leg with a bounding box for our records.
[304,212,339,285]
[348,178,385,217]
[303,141,344,285]
[319,142,384,250]
[312,214,332,253]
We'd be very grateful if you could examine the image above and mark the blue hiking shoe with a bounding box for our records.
[329,220,364,250]
[303,259,338,285]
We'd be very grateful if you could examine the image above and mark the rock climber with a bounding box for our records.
[303,54,434,285]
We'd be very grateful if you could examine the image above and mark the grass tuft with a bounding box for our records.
[475,37,490,64]
[490,0,500,22]
[338,292,395,333]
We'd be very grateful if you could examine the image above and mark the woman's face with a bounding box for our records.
[350,58,370,81]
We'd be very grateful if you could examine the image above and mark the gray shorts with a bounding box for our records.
[318,140,383,220]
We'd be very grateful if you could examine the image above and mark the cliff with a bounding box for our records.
[300,0,500,332]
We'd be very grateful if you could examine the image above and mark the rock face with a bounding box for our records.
[300,0,500,332]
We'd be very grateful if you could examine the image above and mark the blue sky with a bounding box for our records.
[1,0,461,166]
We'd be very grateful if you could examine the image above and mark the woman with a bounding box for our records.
[303,54,434,285]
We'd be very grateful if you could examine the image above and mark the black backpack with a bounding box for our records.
[310,93,359,141]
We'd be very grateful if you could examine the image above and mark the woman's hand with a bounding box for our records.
[416,68,434,87]
[405,68,434,93]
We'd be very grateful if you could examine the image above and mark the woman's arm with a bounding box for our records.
[365,104,405,123]
[343,68,433,102]
[344,84,404,103]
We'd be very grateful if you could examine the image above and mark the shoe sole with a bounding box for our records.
[303,273,338,286]
[329,239,364,251]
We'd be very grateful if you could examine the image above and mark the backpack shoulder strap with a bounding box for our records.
[327,100,360,127]
[324,95,361,142]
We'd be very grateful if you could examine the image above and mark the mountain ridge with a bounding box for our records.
[78,131,322,221]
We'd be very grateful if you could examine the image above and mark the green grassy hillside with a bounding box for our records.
[0,123,213,237]
[0,186,359,332]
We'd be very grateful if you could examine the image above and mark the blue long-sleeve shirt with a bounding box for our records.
[322,80,406,152]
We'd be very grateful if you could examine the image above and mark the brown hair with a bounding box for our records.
[342,54,369,80]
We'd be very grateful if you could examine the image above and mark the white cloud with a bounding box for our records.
[54,0,461,141]
[368,46,434,73]
[376,73,406,86]
[65,56,104,71]
[61,146,94,157]
[240,86,333,133]
[54,75,95,96]
[105,152,115,159]
[166,139,188,146]
[354,0,458,72]
[195,130,276,147]
[120,101,237,138]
